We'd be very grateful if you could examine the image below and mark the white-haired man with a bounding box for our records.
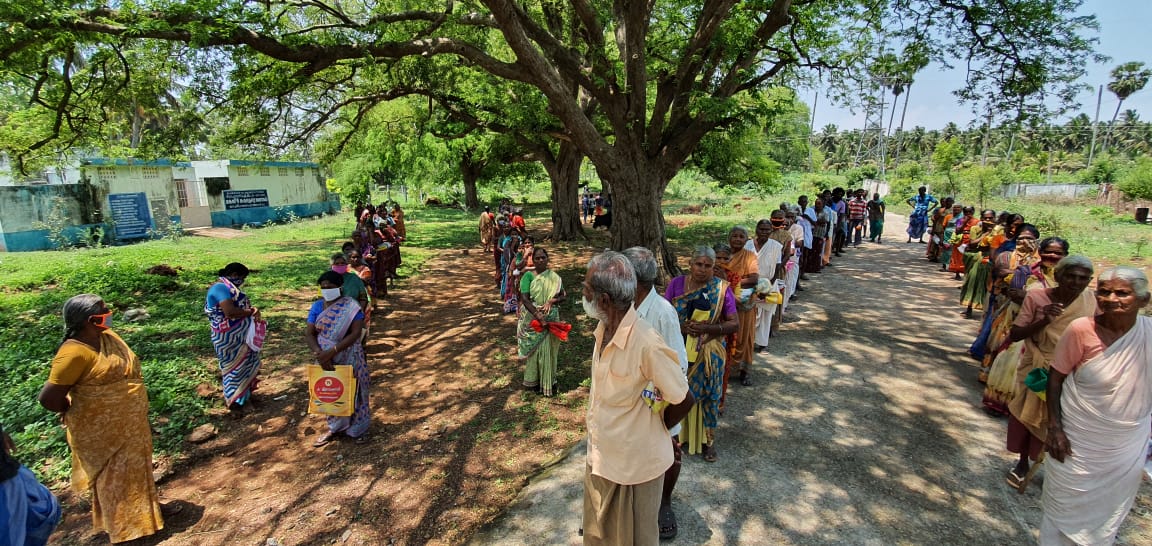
[581,251,693,545]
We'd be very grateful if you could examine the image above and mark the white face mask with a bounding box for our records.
[582,296,605,321]
[321,288,342,301]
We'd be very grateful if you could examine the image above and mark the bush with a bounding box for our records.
[1117,157,1152,200]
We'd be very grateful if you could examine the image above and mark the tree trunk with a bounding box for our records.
[460,154,481,210]
[604,167,679,277]
[542,141,585,241]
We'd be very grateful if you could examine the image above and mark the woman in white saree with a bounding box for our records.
[1041,266,1152,545]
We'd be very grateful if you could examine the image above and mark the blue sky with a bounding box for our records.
[812,1,1152,131]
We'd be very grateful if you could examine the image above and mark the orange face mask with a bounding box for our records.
[89,311,113,330]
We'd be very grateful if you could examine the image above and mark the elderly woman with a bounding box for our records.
[726,226,760,386]
[978,224,1042,400]
[518,246,567,396]
[204,262,263,411]
[983,236,1069,415]
[665,246,739,462]
[1041,267,1152,545]
[1002,255,1095,492]
[305,271,370,447]
[39,295,166,542]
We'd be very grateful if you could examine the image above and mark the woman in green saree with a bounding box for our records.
[518,247,567,396]
[665,246,739,462]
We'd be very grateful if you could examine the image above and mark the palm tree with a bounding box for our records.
[1104,62,1152,152]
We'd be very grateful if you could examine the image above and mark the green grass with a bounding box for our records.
[0,212,432,481]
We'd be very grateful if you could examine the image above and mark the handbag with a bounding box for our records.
[307,364,357,416]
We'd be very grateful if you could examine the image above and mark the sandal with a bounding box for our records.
[702,444,718,463]
[658,504,677,540]
[1006,469,1025,490]
[160,501,185,517]
[353,435,371,445]
[739,370,752,386]
[313,431,338,448]
[1018,454,1045,493]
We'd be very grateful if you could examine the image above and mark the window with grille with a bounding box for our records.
[142,167,159,179]
[260,166,271,176]
[96,167,116,179]
[294,167,305,177]
[237,166,250,176]
[278,167,289,176]
[177,181,189,207]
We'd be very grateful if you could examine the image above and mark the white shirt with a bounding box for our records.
[635,286,690,437]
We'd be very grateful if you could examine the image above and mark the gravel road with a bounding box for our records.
[471,213,1152,545]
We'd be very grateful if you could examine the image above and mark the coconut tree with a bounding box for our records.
[1104,62,1152,152]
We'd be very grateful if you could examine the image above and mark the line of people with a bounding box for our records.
[578,189,888,543]
[906,194,1152,546]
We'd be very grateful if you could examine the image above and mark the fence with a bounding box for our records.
[1001,183,1096,199]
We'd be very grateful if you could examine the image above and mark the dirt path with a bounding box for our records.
[474,213,1152,545]
[50,239,590,545]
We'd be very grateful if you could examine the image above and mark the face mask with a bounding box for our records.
[321,288,342,301]
[89,311,113,330]
[331,264,349,274]
[582,296,605,321]
[1017,239,1038,254]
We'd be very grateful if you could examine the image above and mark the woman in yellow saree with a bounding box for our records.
[38,294,165,543]
[666,246,738,462]
[518,247,567,396]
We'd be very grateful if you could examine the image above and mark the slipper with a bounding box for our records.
[354,435,371,445]
[740,371,752,387]
[313,431,338,448]
[1006,469,1025,490]
[703,444,718,463]
[160,501,184,517]
[658,504,678,540]
[1018,454,1046,493]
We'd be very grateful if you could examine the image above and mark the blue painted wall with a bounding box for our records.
[2,224,107,252]
[210,200,340,228]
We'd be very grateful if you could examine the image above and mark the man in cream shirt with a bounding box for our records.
[623,247,690,540]
[581,251,694,546]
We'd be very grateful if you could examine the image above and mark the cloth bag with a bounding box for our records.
[307,364,357,417]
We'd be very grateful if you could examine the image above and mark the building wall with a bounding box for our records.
[194,161,337,227]
[0,184,103,251]
[84,163,182,234]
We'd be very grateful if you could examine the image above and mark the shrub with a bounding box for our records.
[1117,157,1152,200]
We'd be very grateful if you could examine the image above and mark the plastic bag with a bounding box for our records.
[245,318,267,352]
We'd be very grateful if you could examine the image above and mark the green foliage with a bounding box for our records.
[960,166,1006,208]
[798,173,845,194]
[933,138,964,195]
[1117,157,1152,200]
[30,197,72,250]
[666,168,721,200]
[1080,155,1120,185]
[845,165,879,186]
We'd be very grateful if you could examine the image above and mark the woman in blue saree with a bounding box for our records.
[306,271,370,447]
[204,262,263,411]
[665,246,738,462]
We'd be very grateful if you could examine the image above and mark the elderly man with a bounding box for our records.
[582,251,694,546]
[622,247,690,541]
[746,219,783,351]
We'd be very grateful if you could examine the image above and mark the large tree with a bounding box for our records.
[0,0,1102,270]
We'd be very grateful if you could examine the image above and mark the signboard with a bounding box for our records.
[108,192,153,239]
[223,189,270,210]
